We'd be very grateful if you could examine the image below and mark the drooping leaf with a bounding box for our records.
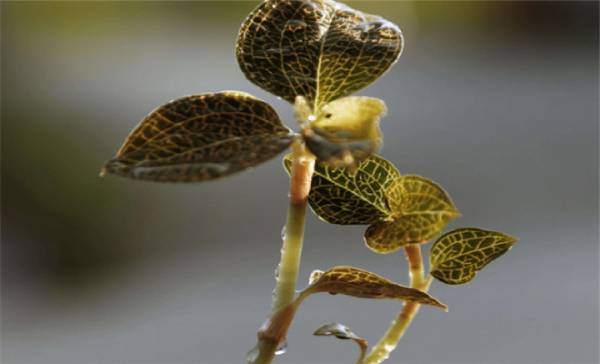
[303,96,386,169]
[429,228,517,285]
[284,154,401,224]
[314,323,368,364]
[236,0,403,110]
[364,175,460,253]
[102,92,294,182]
[305,266,447,309]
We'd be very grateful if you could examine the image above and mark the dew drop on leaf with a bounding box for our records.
[309,269,324,284]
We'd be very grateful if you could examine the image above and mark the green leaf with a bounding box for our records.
[305,266,447,309]
[102,92,293,182]
[313,323,368,364]
[364,175,460,253]
[236,0,403,110]
[429,228,517,285]
[303,96,386,169]
[284,154,401,224]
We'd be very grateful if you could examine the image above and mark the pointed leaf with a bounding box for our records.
[364,175,460,253]
[314,323,368,363]
[303,96,386,169]
[284,154,401,224]
[236,0,402,110]
[305,266,447,309]
[102,92,293,182]
[430,228,517,285]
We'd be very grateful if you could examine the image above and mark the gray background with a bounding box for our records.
[2,1,598,363]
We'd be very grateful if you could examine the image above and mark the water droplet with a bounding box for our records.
[281,226,287,240]
[309,269,324,284]
[307,114,317,122]
[246,344,259,363]
[274,265,280,280]
[275,340,287,356]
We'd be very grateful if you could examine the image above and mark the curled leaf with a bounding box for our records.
[284,154,401,224]
[364,175,460,253]
[430,228,517,285]
[303,96,386,169]
[102,92,293,182]
[314,323,368,364]
[236,0,403,110]
[305,266,447,310]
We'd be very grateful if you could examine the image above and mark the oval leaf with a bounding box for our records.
[430,228,517,285]
[102,92,293,182]
[314,323,368,363]
[236,0,403,110]
[387,175,459,217]
[306,266,447,309]
[364,175,460,253]
[284,154,401,224]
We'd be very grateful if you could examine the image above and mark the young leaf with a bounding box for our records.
[364,175,460,253]
[303,96,386,169]
[429,228,517,285]
[314,323,368,364]
[236,0,403,110]
[305,266,447,309]
[283,154,401,224]
[102,92,293,182]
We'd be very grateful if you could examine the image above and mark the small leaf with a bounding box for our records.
[430,228,517,285]
[364,175,460,253]
[314,323,368,363]
[303,96,386,169]
[306,266,447,309]
[284,154,401,224]
[102,92,293,182]
[236,0,403,110]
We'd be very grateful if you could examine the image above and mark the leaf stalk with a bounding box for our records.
[250,140,315,364]
[363,244,433,364]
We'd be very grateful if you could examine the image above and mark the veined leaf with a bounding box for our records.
[430,228,517,285]
[314,323,368,364]
[303,96,386,169]
[305,266,447,309]
[284,154,401,224]
[102,92,293,182]
[236,0,402,110]
[364,175,459,253]
[387,175,459,218]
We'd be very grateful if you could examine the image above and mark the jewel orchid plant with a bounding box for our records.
[101,1,517,364]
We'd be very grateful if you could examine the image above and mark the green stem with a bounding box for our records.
[363,244,432,364]
[250,140,315,364]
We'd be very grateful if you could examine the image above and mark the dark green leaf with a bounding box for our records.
[102,92,293,182]
[305,266,447,309]
[430,228,517,285]
[364,175,460,253]
[284,154,401,224]
[236,0,403,110]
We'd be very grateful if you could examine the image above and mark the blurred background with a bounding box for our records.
[2,1,598,363]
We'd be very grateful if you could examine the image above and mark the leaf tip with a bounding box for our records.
[429,297,449,311]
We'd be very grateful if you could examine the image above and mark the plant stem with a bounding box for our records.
[363,244,432,364]
[250,140,315,364]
